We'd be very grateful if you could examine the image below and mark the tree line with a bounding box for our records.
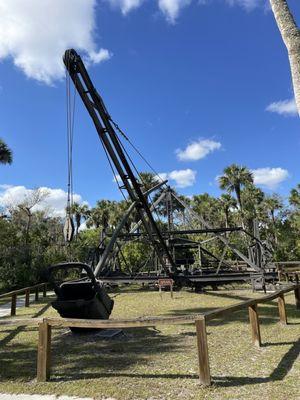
[1,138,300,291]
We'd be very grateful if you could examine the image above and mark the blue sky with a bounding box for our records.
[0,0,300,214]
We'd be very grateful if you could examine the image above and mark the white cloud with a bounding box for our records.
[113,170,195,188]
[176,139,221,161]
[107,0,264,22]
[225,0,261,11]
[158,0,192,23]
[88,49,111,64]
[0,185,87,217]
[251,168,289,190]
[159,169,196,188]
[107,0,191,21]
[266,98,298,117]
[0,0,111,85]
[107,0,144,14]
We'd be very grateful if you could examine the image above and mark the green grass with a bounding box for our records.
[0,286,299,400]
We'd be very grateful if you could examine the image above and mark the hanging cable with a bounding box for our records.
[100,137,128,202]
[65,69,77,210]
[109,119,169,227]
[115,134,163,226]
[109,117,168,186]
[64,65,77,245]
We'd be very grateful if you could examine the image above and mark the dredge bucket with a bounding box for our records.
[47,262,114,331]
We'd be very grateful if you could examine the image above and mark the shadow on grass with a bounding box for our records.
[51,326,184,381]
[53,336,300,388]
[0,300,53,379]
[0,301,51,348]
[203,290,253,302]
[211,337,300,388]
[52,372,199,381]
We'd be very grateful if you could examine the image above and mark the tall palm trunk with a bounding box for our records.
[270,209,278,244]
[234,185,242,211]
[224,208,229,229]
[234,185,245,228]
[270,0,300,116]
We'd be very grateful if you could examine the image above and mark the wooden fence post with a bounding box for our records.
[159,284,162,299]
[35,287,39,302]
[294,287,300,310]
[37,320,52,382]
[25,289,30,307]
[248,304,261,347]
[195,317,211,386]
[278,294,287,325]
[11,294,17,316]
[43,283,47,298]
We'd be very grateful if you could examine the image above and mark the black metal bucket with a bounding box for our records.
[46,262,114,331]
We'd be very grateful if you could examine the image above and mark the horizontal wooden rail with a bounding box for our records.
[0,318,43,326]
[0,283,47,299]
[0,283,48,316]
[204,284,300,321]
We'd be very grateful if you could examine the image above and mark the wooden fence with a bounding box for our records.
[0,283,299,385]
[0,283,47,316]
[276,265,300,283]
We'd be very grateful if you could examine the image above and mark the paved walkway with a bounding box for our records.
[0,292,55,318]
[0,395,101,400]
[0,293,37,318]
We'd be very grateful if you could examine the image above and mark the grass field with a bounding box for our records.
[0,286,299,400]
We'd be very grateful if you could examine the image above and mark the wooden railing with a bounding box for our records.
[0,283,299,385]
[276,265,300,283]
[0,283,48,316]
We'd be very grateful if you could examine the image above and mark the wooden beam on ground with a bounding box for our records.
[248,304,261,347]
[37,320,52,382]
[195,317,211,386]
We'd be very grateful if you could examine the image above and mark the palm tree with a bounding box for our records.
[139,172,160,192]
[219,194,237,228]
[0,139,13,164]
[192,193,221,227]
[289,184,300,208]
[264,195,283,226]
[87,200,116,229]
[263,194,283,244]
[240,184,265,232]
[70,202,90,235]
[269,0,300,116]
[218,164,253,211]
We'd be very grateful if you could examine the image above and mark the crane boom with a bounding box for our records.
[63,49,176,275]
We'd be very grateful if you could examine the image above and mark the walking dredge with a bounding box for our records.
[47,49,277,326]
